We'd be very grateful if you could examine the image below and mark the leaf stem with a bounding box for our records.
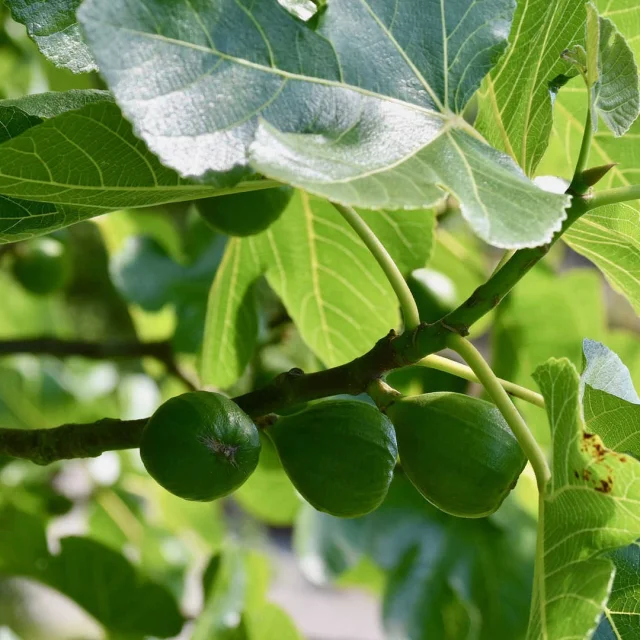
[332,202,420,330]
[585,183,640,209]
[569,107,594,194]
[0,337,197,390]
[446,334,551,491]
[417,354,545,408]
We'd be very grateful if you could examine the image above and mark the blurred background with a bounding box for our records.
[0,6,639,640]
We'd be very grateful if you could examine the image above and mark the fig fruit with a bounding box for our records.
[407,268,456,323]
[12,237,71,295]
[267,399,397,517]
[140,392,260,501]
[387,392,526,518]
[196,187,292,236]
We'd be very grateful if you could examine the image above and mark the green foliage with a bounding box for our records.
[476,0,586,175]
[5,0,97,73]
[140,392,260,501]
[0,506,184,638]
[268,399,397,517]
[387,392,527,518]
[295,473,535,639]
[0,0,640,638]
[197,187,294,237]
[584,3,640,137]
[78,0,569,249]
[528,358,640,639]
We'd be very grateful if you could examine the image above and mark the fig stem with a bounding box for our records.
[418,354,545,409]
[366,378,402,411]
[331,203,421,330]
[446,334,551,491]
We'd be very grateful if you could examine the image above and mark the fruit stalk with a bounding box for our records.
[417,354,545,408]
[331,203,421,330]
[446,334,551,491]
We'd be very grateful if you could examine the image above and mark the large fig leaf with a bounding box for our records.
[78,0,569,249]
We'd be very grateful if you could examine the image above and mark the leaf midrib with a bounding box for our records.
[92,22,447,122]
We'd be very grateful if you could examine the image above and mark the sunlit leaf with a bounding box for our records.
[202,192,434,387]
[79,0,569,249]
[6,0,97,73]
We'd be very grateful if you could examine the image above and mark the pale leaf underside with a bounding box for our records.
[78,0,569,249]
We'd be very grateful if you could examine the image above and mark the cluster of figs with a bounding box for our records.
[140,389,527,519]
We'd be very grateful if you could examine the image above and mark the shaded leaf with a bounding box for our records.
[594,543,640,639]
[535,2,640,314]
[79,0,569,249]
[527,359,640,639]
[294,473,534,640]
[6,0,97,73]
[0,507,184,638]
[579,340,640,639]
[588,3,640,137]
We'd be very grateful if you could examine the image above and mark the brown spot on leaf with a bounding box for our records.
[594,479,612,494]
[573,470,579,479]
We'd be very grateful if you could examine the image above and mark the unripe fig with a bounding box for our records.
[387,392,526,518]
[140,392,260,501]
[266,399,397,517]
[196,187,292,236]
[12,237,71,295]
[407,268,456,323]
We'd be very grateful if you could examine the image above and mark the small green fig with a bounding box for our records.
[267,399,398,517]
[406,268,457,323]
[12,237,71,295]
[196,187,292,236]
[387,392,526,518]
[140,392,260,501]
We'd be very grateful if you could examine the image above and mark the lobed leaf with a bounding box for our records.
[588,4,640,137]
[476,0,586,175]
[78,0,569,249]
[535,2,640,314]
[0,507,184,638]
[0,92,272,243]
[528,358,640,639]
[579,340,640,638]
[6,0,97,73]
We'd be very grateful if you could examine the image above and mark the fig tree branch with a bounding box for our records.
[0,337,197,391]
[0,194,591,464]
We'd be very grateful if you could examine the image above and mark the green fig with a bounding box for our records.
[407,268,457,323]
[196,187,292,236]
[140,392,260,501]
[267,399,397,517]
[387,392,526,518]
[12,237,71,295]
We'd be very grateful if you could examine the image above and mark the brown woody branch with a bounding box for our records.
[0,197,590,465]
